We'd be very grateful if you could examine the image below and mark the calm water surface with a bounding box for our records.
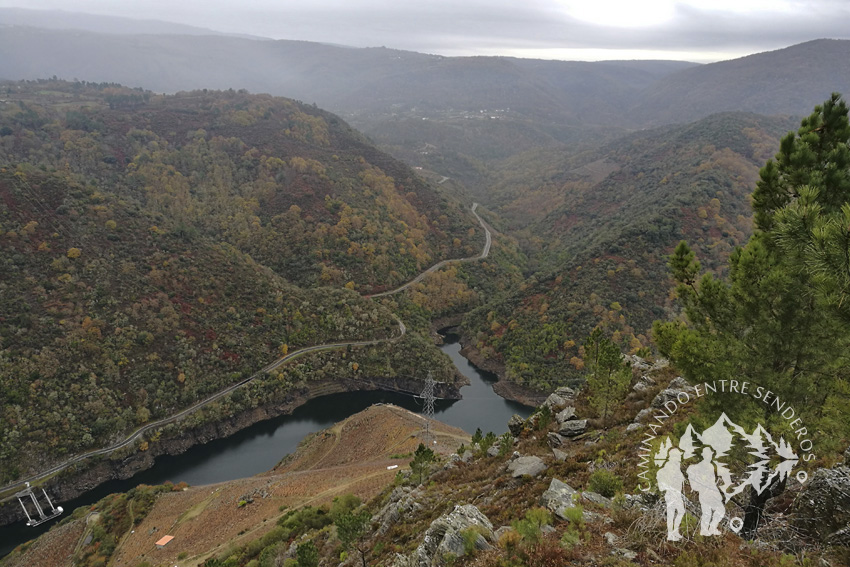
[0,334,532,556]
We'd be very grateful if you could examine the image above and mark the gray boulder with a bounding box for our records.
[542,387,577,411]
[413,504,494,566]
[508,414,525,436]
[552,448,567,462]
[542,392,568,412]
[547,432,565,449]
[623,354,651,370]
[486,445,501,458]
[507,456,547,478]
[650,377,694,408]
[555,406,577,423]
[633,408,652,423]
[373,487,423,536]
[650,389,681,409]
[460,450,473,463]
[582,491,613,508]
[792,466,850,545]
[625,423,643,432]
[540,478,579,520]
[559,419,587,437]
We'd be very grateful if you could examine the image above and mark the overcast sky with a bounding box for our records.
[2,0,850,63]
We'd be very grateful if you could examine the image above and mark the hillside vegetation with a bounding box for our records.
[461,113,797,391]
[0,81,477,483]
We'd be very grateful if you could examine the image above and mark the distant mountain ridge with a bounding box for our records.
[0,7,268,39]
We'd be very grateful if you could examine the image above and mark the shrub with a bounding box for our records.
[587,469,623,498]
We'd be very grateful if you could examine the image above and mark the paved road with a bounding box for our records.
[368,203,491,298]
[0,204,489,498]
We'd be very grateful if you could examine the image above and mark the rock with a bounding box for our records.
[552,448,567,462]
[559,419,587,437]
[511,451,521,460]
[508,414,525,436]
[792,466,850,545]
[582,491,613,508]
[390,553,415,567]
[623,354,651,370]
[554,386,577,400]
[622,493,654,511]
[650,389,681,409]
[542,393,568,412]
[547,432,565,449]
[460,450,473,463]
[614,548,638,561]
[494,526,513,541]
[633,408,652,423]
[412,504,494,566]
[625,423,643,432]
[632,381,650,393]
[540,478,579,520]
[541,524,556,535]
[542,387,577,411]
[555,406,577,423]
[487,445,500,458]
[650,377,695,408]
[507,456,547,478]
[373,487,423,536]
[604,531,618,546]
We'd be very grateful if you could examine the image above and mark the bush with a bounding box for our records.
[587,469,623,498]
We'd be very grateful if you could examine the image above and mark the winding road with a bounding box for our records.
[0,203,492,500]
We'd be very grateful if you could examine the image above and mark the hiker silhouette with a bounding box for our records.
[656,447,685,541]
[686,446,725,536]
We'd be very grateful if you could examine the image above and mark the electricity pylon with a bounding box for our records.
[421,371,436,444]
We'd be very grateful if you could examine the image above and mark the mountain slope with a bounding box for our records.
[632,39,850,125]
[461,112,797,390]
[0,81,474,484]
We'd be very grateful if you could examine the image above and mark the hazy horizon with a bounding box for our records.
[1,1,849,64]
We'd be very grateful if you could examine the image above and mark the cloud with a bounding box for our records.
[1,0,850,61]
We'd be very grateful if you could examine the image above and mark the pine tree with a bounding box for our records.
[653,93,850,536]
[583,328,631,426]
[336,508,371,567]
[409,443,436,485]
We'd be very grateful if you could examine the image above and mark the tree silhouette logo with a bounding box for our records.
[653,412,805,540]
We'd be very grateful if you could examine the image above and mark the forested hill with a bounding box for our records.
[461,112,797,391]
[0,80,476,483]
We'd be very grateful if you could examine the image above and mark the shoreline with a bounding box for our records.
[432,319,547,408]
[0,375,462,530]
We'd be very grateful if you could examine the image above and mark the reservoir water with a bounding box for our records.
[0,334,532,557]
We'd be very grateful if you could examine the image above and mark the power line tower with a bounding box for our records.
[421,371,436,445]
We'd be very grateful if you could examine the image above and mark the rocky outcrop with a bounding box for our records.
[650,377,694,409]
[792,465,850,545]
[507,456,547,478]
[508,414,525,436]
[540,478,579,520]
[411,504,495,566]
[542,387,577,411]
[555,407,577,423]
[373,486,423,536]
[582,491,612,508]
[559,419,588,437]
[547,432,565,449]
